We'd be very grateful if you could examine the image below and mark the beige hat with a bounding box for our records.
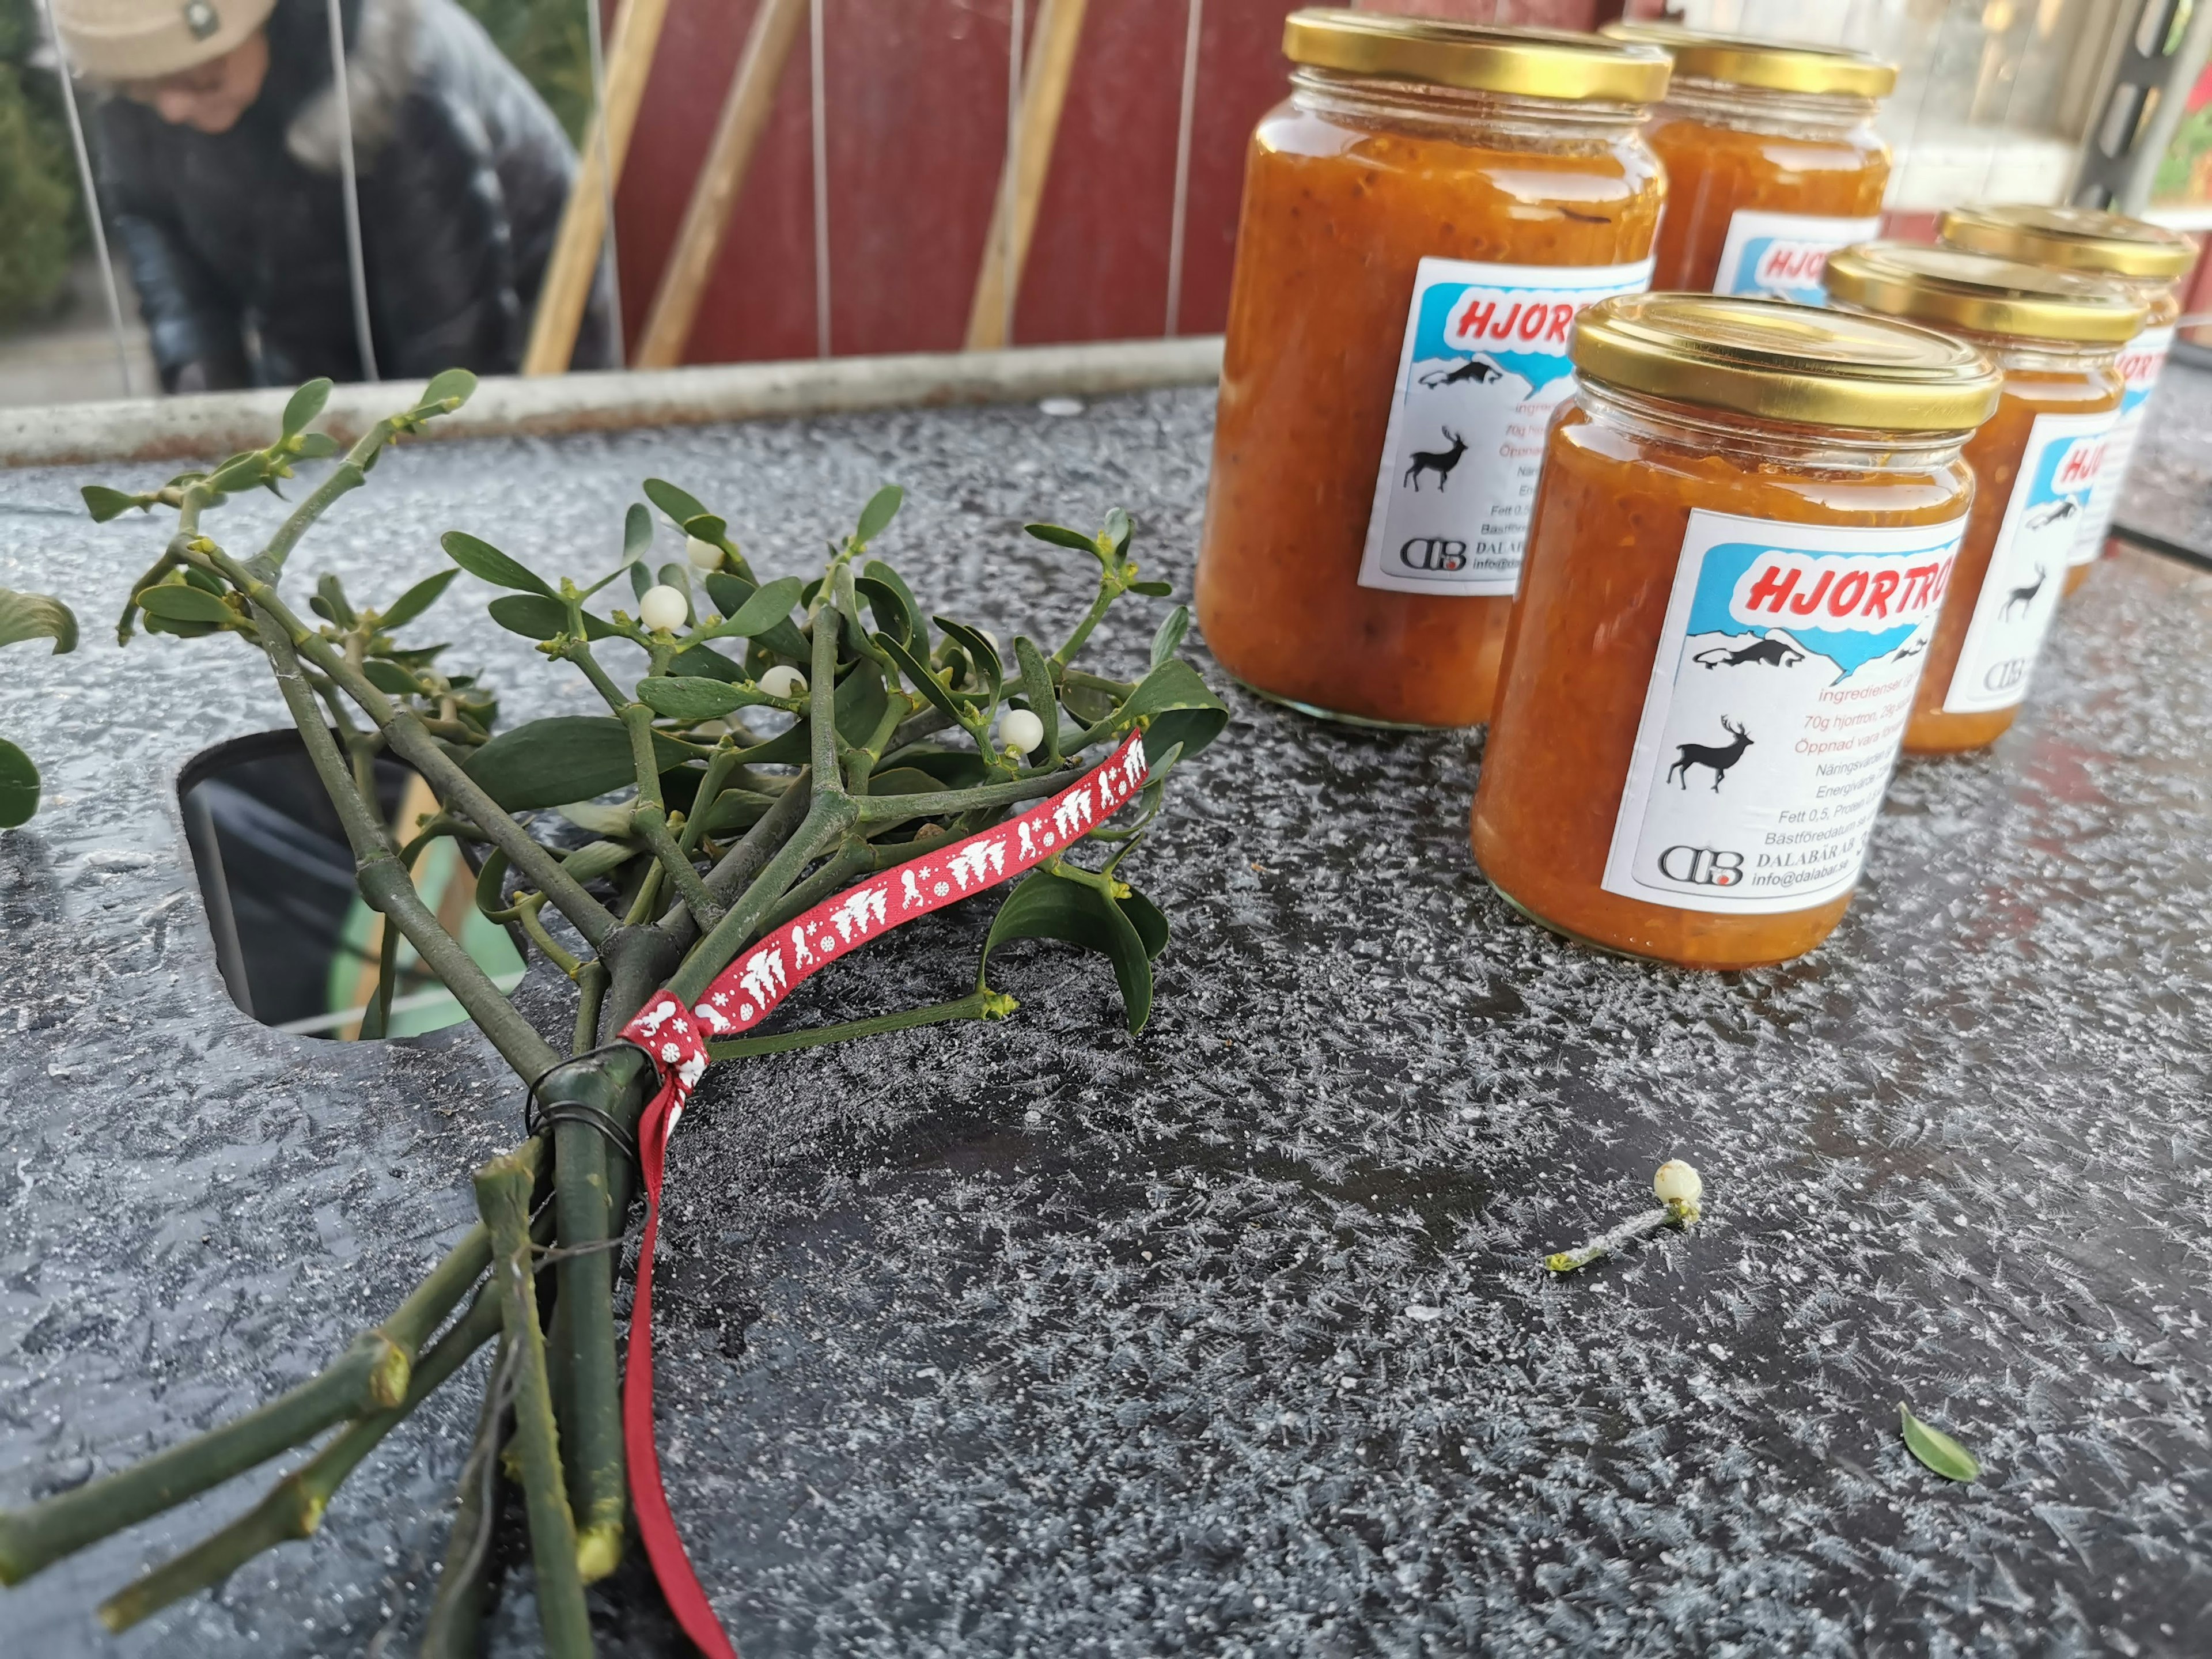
[51,0,278,82]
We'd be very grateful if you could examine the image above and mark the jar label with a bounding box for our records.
[1943,410,2115,714]
[2071,325,2173,568]
[1602,509,1966,916]
[1358,256,1656,598]
[1711,210,1883,306]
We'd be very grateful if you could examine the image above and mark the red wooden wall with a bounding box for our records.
[611,0,1612,365]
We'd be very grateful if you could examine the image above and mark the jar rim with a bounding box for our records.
[1282,8,1671,105]
[1825,243,2148,343]
[1600,20,1895,98]
[1570,294,2002,431]
[1938,204,2198,281]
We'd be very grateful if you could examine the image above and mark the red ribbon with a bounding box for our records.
[615,733,1150,1655]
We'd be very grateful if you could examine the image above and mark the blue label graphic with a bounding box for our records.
[1683,538,1956,676]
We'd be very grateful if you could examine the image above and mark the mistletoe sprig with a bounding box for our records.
[0,373,1228,1656]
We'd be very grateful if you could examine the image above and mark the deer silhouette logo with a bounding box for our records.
[1694,637,1803,671]
[1666,717,1753,793]
[1404,429,1468,492]
[1418,356,1504,390]
[2001,564,2047,620]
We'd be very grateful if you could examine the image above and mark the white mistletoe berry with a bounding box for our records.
[638,585,688,632]
[1653,1160,1703,1209]
[998,708,1044,756]
[685,535,723,571]
[759,664,807,699]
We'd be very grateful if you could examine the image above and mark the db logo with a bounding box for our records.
[1983,657,2029,692]
[1399,537,1468,573]
[1659,845,1745,887]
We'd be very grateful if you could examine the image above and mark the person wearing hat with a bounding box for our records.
[51,0,613,391]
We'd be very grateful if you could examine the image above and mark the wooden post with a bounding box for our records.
[521,0,676,377]
[635,0,810,369]
[964,0,1090,351]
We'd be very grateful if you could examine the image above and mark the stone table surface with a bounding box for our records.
[2,376,2210,1659]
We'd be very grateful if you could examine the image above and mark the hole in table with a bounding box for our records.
[178,729,523,1039]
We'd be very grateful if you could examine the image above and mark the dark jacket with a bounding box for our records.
[96,0,613,391]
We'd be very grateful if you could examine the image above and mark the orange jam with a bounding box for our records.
[1472,296,1997,969]
[1938,205,2198,596]
[1605,22,1894,301]
[1824,244,2140,752]
[1195,13,1669,728]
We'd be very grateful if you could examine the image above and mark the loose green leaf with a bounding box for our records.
[1013,635,1060,762]
[1129,579,1173,597]
[854,484,904,546]
[81,485,144,523]
[136,584,233,625]
[420,368,478,410]
[1150,604,1191,669]
[1116,658,1229,757]
[1899,1405,1980,1482]
[633,676,754,721]
[982,870,1154,1033]
[463,716,692,811]
[441,531,555,599]
[623,502,655,562]
[0,589,78,653]
[377,568,459,631]
[1024,521,1103,557]
[362,660,421,696]
[281,378,332,437]
[933,617,1003,700]
[0,737,40,827]
[643,478,710,527]
[486,595,619,642]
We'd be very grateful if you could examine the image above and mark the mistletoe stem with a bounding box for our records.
[199,545,618,949]
[0,1192,506,1586]
[705,987,1017,1060]
[262,418,402,571]
[851,762,1090,826]
[1050,574,1118,670]
[474,1152,592,1659]
[96,1284,505,1633]
[259,619,559,1080]
[418,1332,515,1659]
[671,796,853,1004]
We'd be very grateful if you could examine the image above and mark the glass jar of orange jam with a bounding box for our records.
[1194,12,1669,729]
[1824,244,2142,753]
[1604,21,1893,303]
[1938,204,2198,594]
[1471,295,1999,969]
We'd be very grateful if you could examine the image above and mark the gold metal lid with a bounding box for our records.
[1570,293,2002,431]
[1938,204,2198,281]
[1601,20,1896,97]
[1282,8,1671,104]
[1824,242,2148,343]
